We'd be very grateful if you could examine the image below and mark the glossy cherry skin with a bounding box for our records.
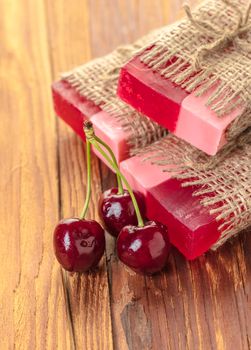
[117,221,170,274]
[53,218,105,272]
[99,188,145,237]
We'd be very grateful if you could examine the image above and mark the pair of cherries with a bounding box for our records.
[54,122,171,274]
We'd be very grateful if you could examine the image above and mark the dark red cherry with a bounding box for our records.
[53,218,105,272]
[117,221,170,274]
[99,188,145,237]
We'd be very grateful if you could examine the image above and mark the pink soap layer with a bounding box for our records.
[118,56,244,155]
[120,154,171,198]
[90,111,130,164]
[120,155,220,260]
[52,80,100,139]
[118,54,189,133]
[177,87,244,155]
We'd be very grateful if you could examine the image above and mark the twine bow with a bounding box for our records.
[184,0,251,70]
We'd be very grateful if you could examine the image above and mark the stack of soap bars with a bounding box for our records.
[52,0,251,259]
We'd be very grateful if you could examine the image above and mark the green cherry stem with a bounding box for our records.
[84,122,144,228]
[94,135,124,195]
[80,139,92,219]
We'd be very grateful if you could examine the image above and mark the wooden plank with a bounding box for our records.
[2,0,248,349]
[45,0,114,349]
[0,0,73,348]
[87,1,251,350]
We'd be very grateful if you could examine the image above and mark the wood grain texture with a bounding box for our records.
[1,0,251,349]
[45,1,113,349]
[0,0,71,348]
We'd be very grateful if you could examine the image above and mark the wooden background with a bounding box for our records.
[1,0,251,349]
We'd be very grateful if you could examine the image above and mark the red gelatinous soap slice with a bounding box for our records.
[120,155,220,260]
[118,54,189,133]
[52,81,132,163]
[52,80,100,139]
[147,179,220,260]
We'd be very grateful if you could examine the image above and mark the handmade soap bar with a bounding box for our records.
[147,179,220,260]
[52,80,100,138]
[53,79,166,163]
[52,80,141,163]
[118,55,244,155]
[120,154,220,260]
[52,81,131,162]
[52,81,143,163]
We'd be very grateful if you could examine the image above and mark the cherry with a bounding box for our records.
[84,122,170,275]
[53,130,106,272]
[54,218,105,272]
[99,188,145,237]
[117,221,170,274]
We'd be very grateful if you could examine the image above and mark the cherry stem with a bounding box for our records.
[84,122,144,228]
[80,139,91,219]
[94,135,124,195]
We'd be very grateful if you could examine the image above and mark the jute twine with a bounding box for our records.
[138,127,251,249]
[139,0,251,142]
[61,29,167,155]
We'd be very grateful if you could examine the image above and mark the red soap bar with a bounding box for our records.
[117,54,189,132]
[148,179,220,260]
[52,81,132,163]
[52,80,100,138]
[120,153,221,259]
[118,53,245,156]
